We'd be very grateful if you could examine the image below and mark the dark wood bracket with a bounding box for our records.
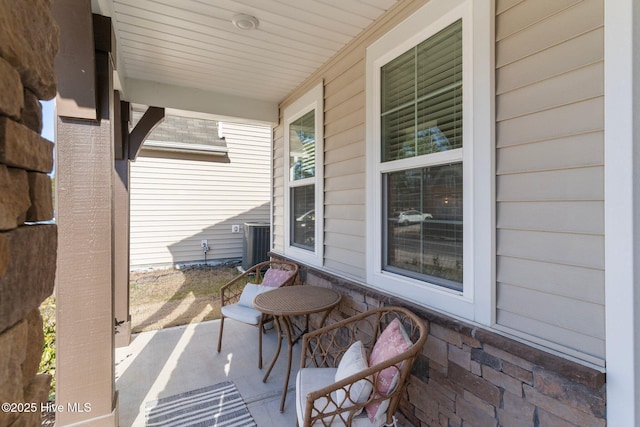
[127,106,165,160]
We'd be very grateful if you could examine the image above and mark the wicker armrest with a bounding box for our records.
[298,307,428,427]
[219,269,255,307]
[303,356,405,410]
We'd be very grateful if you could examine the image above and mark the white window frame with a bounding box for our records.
[366,0,494,323]
[284,82,324,266]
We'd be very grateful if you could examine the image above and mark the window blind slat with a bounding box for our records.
[381,48,415,113]
[381,20,463,162]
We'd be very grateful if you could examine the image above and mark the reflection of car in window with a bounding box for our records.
[295,210,315,247]
[296,210,315,225]
[393,210,433,225]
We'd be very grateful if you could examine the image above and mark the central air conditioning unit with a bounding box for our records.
[242,222,271,270]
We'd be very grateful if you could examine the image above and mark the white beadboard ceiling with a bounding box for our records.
[92,0,399,123]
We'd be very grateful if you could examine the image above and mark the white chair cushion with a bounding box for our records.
[222,284,273,325]
[333,341,373,414]
[238,283,272,307]
[221,304,262,325]
[296,368,386,427]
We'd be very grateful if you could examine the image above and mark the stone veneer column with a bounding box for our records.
[0,1,59,426]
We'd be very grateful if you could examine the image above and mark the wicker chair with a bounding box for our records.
[217,260,299,368]
[296,306,427,426]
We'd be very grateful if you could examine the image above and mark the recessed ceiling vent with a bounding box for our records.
[232,14,259,30]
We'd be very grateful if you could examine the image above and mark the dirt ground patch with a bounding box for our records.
[129,263,243,333]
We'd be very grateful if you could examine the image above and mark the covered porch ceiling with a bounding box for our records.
[90,0,400,124]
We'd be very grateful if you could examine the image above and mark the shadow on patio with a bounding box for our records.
[116,319,300,426]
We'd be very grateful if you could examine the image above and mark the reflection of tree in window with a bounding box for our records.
[289,110,315,181]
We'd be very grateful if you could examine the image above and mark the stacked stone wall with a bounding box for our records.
[279,257,607,427]
[0,1,59,426]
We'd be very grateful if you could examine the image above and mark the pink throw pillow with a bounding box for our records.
[261,268,293,288]
[365,318,411,422]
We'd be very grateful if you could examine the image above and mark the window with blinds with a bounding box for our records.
[380,19,464,290]
[289,110,316,181]
[289,109,316,250]
[381,19,462,162]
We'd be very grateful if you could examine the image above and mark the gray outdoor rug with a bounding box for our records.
[145,381,257,427]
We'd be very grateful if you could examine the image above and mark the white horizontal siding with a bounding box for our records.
[496,131,603,174]
[496,27,604,95]
[495,0,605,363]
[272,1,431,276]
[497,201,603,235]
[497,167,604,201]
[497,256,604,304]
[272,0,606,366]
[129,120,271,268]
[495,0,602,67]
[496,0,525,15]
[497,229,604,270]
[496,310,605,360]
[496,97,604,148]
[497,283,605,339]
[496,62,603,121]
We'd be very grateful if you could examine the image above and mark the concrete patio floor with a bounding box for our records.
[115,319,300,426]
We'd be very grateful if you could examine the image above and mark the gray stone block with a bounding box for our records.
[0,165,30,230]
[0,225,56,334]
[0,118,54,173]
[0,0,59,99]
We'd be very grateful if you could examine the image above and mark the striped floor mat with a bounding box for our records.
[145,381,257,427]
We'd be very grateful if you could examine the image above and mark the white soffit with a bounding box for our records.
[92,0,399,123]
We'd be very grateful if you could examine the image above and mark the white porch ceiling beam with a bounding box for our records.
[123,78,279,125]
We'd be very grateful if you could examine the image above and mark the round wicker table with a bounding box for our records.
[253,285,342,412]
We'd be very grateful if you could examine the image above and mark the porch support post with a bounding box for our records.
[54,1,118,425]
[604,0,640,424]
[114,93,131,347]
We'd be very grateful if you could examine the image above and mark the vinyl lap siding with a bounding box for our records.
[273,1,430,279]
[323,59,367,278]
[495,0,605,363]
[274,0,605,364]
[271,125,286,253]
[272,58,370,277]
[130,121,271,268]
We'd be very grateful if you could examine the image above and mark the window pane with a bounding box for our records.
[417,20,462,100]
[381,19,462,162]
[381,48,415,113]
[382,105,415,161]
[417,86,462,152]
[289,110,315,181]
[384,163,463,289]
[291,185,315,250]
[417,19,462,152]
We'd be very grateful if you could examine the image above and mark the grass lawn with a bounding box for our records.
[129,263,245,333]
